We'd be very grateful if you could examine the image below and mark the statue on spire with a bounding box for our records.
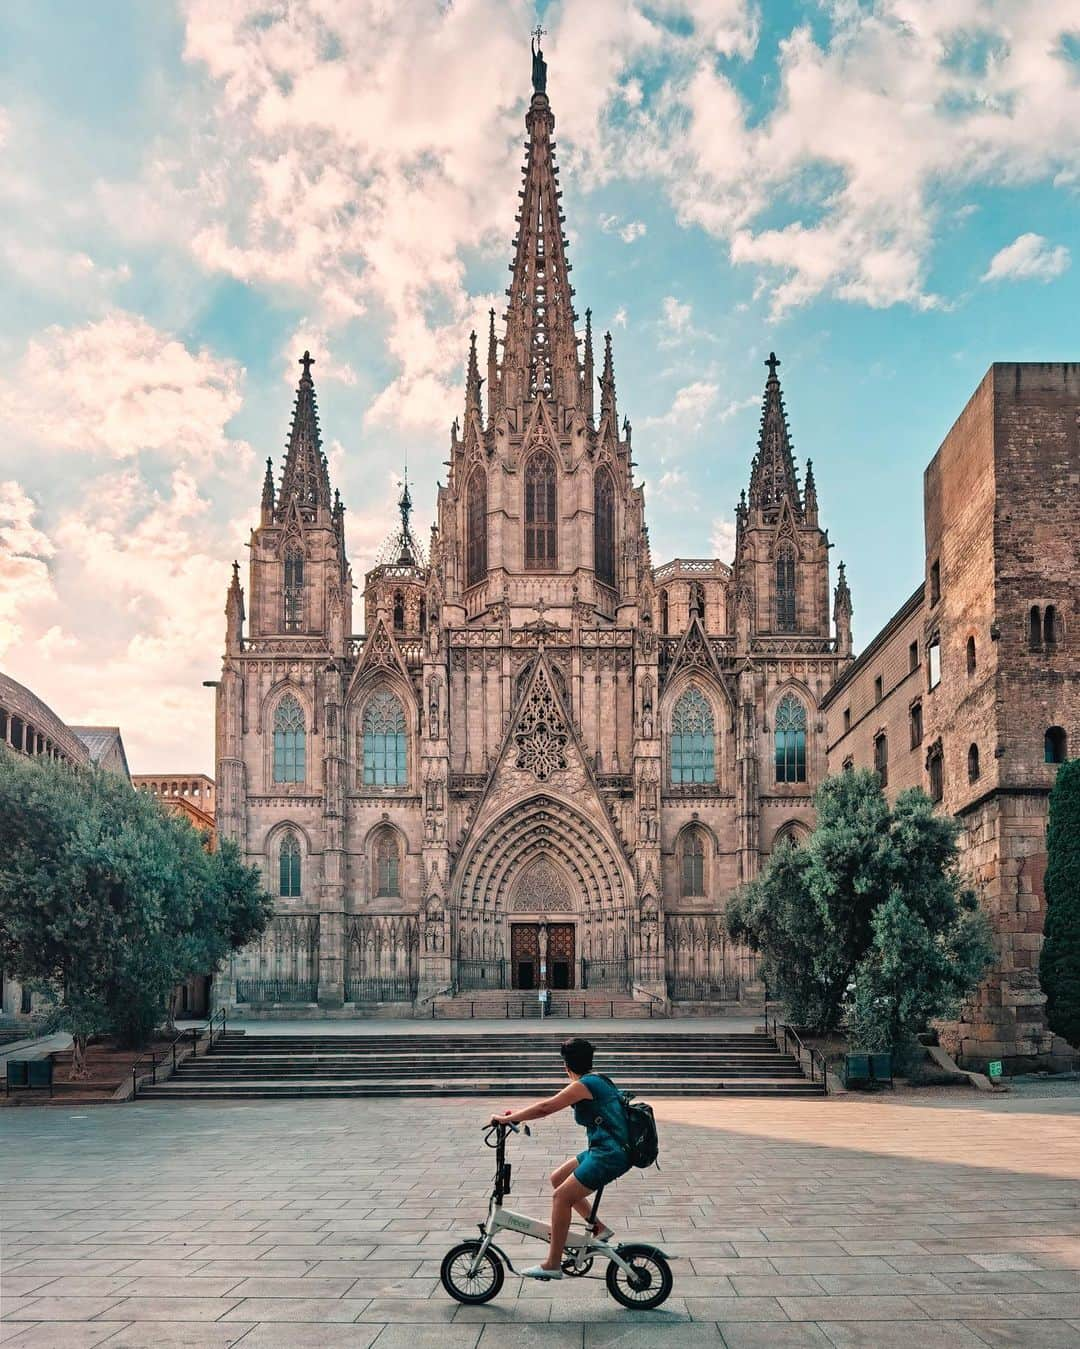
[531,27,547,95]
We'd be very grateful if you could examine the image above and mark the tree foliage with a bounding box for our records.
[1040,758,1080,1049]
[726,769,994,1051]
[0,752,272,1072]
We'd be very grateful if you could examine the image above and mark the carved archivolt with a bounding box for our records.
[454,794,629,915]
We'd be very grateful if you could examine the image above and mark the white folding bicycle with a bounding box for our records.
[440,1120,674,1309]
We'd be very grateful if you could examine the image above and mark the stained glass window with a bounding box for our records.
[594,467,615,588]
[362,690,407,787]
[279,832,301,897]
[776,544,796,631]
[681,830,705,895]
[273,695,306,783]
[375,829,400,896]
[466,469,487,587]
[525,451,557,569]
[284,548,304,632]
[671,687,716,784]
[774,694,807,783]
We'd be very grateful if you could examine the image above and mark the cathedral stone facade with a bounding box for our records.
[213,45,852,1015]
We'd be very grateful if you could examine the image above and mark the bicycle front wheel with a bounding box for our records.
[606,1244,673,1310]
[441,1241,505,1304]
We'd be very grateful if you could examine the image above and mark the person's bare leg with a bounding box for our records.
[544,1175,592,1270]
[550,1158,598,1228]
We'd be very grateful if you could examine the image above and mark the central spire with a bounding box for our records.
[500,35,578,410]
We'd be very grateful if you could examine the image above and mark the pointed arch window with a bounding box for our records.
[362,690,408,787]
[284,547,304,632]
[524,451,557,569]
[671,686,716,785]
[774,694,807,783]
[279,832,302,897]
[374,828,401,897]
[659,590,669,635]
[466,468,487,587]
[1044,605,1058,644]
[680,829,706,896]
[273,695,306,783]
[776,543,796,632]
[392,590,405,632]
[594,467,615,588]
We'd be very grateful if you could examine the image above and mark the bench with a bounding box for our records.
[5,1058,54,1097]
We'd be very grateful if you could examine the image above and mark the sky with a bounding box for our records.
[1,0,1078,775]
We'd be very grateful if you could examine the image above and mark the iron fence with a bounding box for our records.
[666,976,740,1002]
[456,959,509,991]
[581,958,630,992]
[236,979,318,1004]
[345,976,418,1003]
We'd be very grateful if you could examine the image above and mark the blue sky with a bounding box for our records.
[1,0,1078,771]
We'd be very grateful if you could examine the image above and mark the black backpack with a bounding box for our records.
[597,1074,660,1169]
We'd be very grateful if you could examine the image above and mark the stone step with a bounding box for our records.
[141,1077,825,1099]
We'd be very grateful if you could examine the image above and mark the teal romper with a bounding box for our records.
[572,1072,632,1191]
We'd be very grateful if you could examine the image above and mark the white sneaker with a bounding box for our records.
[520,1264,564,1280]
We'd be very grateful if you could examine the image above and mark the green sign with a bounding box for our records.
[988,1060,1003,1079]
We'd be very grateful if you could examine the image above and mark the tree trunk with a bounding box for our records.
[69,1033,89,1080]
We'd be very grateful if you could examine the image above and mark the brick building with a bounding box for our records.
[133,774,216,839]
[213,42,853,1016]
[0,671,132,1025]
[825,363,1079,1069]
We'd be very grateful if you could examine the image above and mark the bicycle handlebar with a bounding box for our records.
[482,1120,531,1145]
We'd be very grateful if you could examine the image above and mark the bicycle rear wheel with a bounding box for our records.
[441,1241,505,1304]
[606,1244,673,1310]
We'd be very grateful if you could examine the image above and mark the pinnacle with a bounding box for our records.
[277,350,331,520]
[749,350,802,521]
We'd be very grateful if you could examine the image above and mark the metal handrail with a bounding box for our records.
[767,1011,829,1093]
[130,1007,227,1099]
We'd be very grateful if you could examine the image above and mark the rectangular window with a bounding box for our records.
[874,675,883,704]
[910,702,923,748]
[930,559,940,606]
[909,640,918,672]
[928,637,941,690]
[843,707,851,733]
[874,733,888,787]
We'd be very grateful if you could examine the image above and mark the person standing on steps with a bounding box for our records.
[487,1036,631,1280]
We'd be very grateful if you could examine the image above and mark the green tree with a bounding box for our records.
[1040,758,1080,1049]
[0,753,272,1074]
[726,769,994,1045]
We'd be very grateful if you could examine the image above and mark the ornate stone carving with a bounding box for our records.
[510,857,573,912]
[514,666,568,781]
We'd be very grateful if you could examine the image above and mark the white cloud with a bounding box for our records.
[281,323,357,386]
[0,313,249,464]
[613,307,628,327]
[644,380,719,438]
[0,482,56,657]
[982,232,1070,283]
[710,516,737,563]
[640,2,1080,314]
[661,296,693,338]
[600,213,647,243]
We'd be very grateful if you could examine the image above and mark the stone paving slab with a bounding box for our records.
[4,1090,1080,1345]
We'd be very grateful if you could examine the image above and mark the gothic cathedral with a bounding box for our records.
[214,42,854,1015]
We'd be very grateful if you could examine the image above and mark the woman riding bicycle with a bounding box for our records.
[487,1036,630,1280]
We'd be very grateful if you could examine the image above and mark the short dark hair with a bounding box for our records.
[560,1038,594,1074]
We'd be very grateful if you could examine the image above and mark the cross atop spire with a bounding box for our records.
[748,349,801,522]
[277,348,331,521]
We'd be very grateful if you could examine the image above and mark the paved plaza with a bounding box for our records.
[4,1088,1080,1347]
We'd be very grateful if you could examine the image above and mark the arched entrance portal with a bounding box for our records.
[452,794,634,994]
[509,857,575,990]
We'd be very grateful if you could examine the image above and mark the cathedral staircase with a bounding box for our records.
[136,1027,825,1101]
[429,990,654,1019]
